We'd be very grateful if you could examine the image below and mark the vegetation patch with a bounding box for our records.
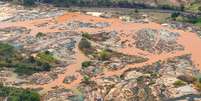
[36,51,57,64]
[0,43,54,75]
[81,61,92,69]
[78,38,95,55]
[0,85,40,101]
[98,49,111,60]
[185,3,201,13]
[170,12,201,27]
[82,32,91,40]
[36,32,45,38]
[82,75,91,84]
[173,80,186,87]
[23,0,35,6]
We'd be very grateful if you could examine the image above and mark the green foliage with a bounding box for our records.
[171,12,180,20]
[198,6,201,11]
[52,0,113,7]
[36,51,57,64]
[79,38,91,50]
[44,0,185,10]
[36,32,45,38]
[134,9,139,13]
[81,61,92,69]
[83,75,90,83]
[192,75,201,91]
[82,32,91,39]
[198,77,201,83]
[173,80,186,87]
[0,43,14,58]
[194,82,201,91]
[98,49,111,60]
[0,85,40,101]
[187,17,200,23]
[136,76,145,83]
[0,43,53,75]
[23,0,35,6]
[180,16,201,27]
[150,72,159,78]
[180,4,185,11]
[185,3,201,13]
[170,13,201,27]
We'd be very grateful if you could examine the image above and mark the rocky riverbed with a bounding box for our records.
[0,1,201,101]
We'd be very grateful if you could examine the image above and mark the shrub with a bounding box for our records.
[23,0,35,6]
[173,80,186,87]
[36,51,56,63]
[134,9,139,13]
[0,43,14,57]
[0,43,53,75]
[36,32,45,38]
[171,12,180,20]
[78,38,91,50]
[150,72,158,78]
[82,61,92,69]
[83,75,90,83]
[194,82,201,91]
[136,76,145,82]
[82,32,91,39]
[175,16,185,22]
[0,85,40,101]
[98,49,111,60]
[199,77,201,83]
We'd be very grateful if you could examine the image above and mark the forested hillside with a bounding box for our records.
[4,0,199,11]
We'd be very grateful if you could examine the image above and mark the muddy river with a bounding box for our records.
[1,12,201,92]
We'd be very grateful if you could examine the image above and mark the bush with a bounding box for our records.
[185,3,201,13]
[98,49,111,60]
[23,0,35,6]
[193,75,201,91]
[199,6,201,11]
[81,61,92,69]
[0,85,40,101]
[14,63,38,75]
[0,43,14,57]
[134,9,139,13]
[82,32,91,39]
[194,82,201,91]
[171,12,180,20]
[0,43,54,75]
[79,38,91,50]
[83,75,90,83]
[173,80,186,87]
[198,77,201,83]
[36,51,57,64]
[36,32,45,38]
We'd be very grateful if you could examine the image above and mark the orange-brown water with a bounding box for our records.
[1,12,201,92]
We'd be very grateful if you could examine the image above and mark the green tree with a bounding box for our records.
[171,12,180,20]
[23,0,35,6]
